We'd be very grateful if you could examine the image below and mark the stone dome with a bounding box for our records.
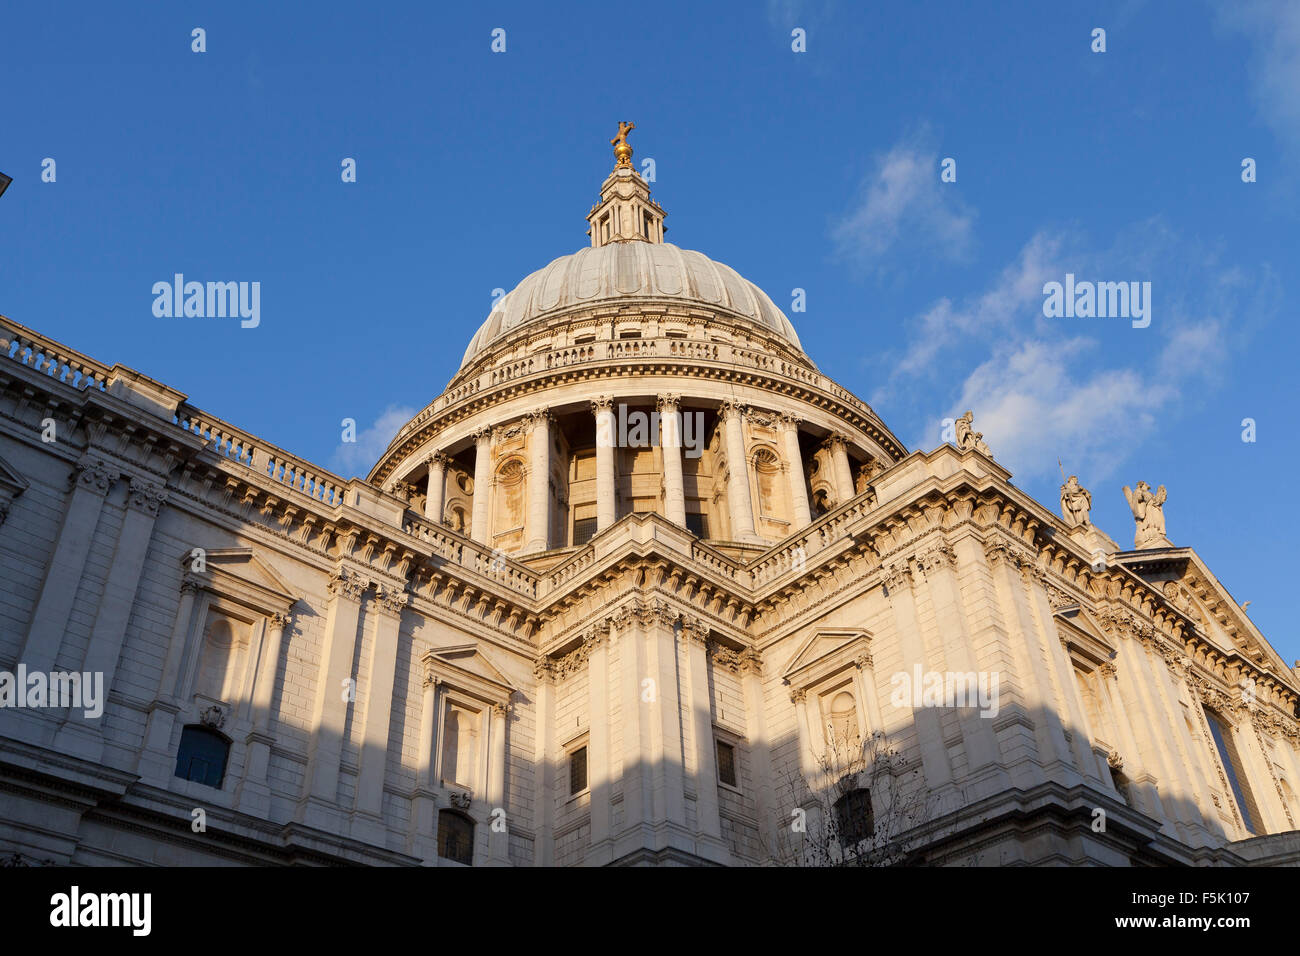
[459,242,805,370]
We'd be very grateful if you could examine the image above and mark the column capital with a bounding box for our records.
[524,407,554,428]
[326,566,368,601]
[824,432,849,451]
[656,393,681,413]
[269,610,291,629]
[425,450,450,469]
[491,701,511,718]
[73,457,119,496]
[590,396,615,414]
[473,426,494,445]
[718,399,745,421]
[882,561,913,593]
[373,584,409,617]
[126,476,167,516]
[777,411,802,429]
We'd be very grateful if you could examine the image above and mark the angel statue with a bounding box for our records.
[953,410,991,456]
[1122,481,1169,549]
[1059,475,1092,529]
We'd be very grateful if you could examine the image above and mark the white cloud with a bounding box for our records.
[1214,0,1300,153]
[330,404,417,477]
[833,132,975,272]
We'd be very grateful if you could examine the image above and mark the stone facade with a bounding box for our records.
[2,147,1298,866]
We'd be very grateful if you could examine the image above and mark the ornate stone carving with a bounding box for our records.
[73,457,118,495]
[590,396,614,414]
[1098,661,1118,680]
[199,705,226,729]
[954,410,991,456]
[916,543,956,575]
[491,701,511,718]
[789,687,807,704]
[656,394,680,414]
[882,561,912,593]
[532,656,554,682]
[1106,749,1124,771]
[708,641,742,672]
[126,477,166,516]
[737,648,763,676]
[375,584,409,615]
[1123,481,1170,549]
[448,790,472,810]
[326,567,367,601]
[268,611,291,629]
[1059,475,1092,529]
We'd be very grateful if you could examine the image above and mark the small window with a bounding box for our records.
[834,788,874,848]
[573,517,598,546]
[1205,707,1261,834]
[618,330,641,340]
[569,746,588,795]
[601,216,611,242]
[174,725,230,789]
[574,334,596,345]
[685,513,708,538]
[437,810,474,865]
[665,330,687,339]
[717,740,738,788]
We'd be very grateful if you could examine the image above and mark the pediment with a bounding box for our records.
[423,642,516,705]
[782,628,871,689]
[185,547,298,616]
[1054,604,1116,668]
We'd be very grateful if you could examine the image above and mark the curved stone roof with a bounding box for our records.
[459,242,804,370]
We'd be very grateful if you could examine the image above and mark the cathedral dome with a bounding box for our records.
[459,242,805,371]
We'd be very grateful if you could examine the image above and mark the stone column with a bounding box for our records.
[658,395,687,527]
[18,456,119,675]
[684,619,725,854]
[778,414,811,527]
[235,610,291,815]
[298,566,367,831]
[828,434,855,503]
[1095,660,1165,820]
[645,604,687,831]
[720,402,757,541]
[352,585,407,845]
[525,409,552,552]
[409,673,442,863]
[488,702,511,864]
[471,428,493,543]
[56,477,167,760]
[614,611,650,850]
[424,452,448,523]
[593,398,617,532]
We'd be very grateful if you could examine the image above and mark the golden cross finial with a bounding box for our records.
[611,121,635,168]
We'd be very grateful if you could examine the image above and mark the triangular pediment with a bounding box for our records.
[0,452,29,498]
[185,547,298,615]
[1054,604,1116,667]
[424,642,516,705]
[782,628,871,688]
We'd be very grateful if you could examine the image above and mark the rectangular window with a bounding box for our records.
[685,513,708,538]
[573,517,598,546]
[1205,707,1261,834]
[569,746,588,795]
[717,740,738,788]
[618,330,641,339]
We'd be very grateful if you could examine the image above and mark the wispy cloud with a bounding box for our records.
[833,129,975,274]
[330,404,417,476]
[881,218,1275,484]
[1213,0,1300,154]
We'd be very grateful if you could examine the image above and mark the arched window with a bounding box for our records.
[753,448,782,520]
[828,691,860,753]
[438,810,474,865]
[493,458,526,539]
[195,617,247,703]
[810,489,831,517]
[834,788,874,848]
[174,725,230,789]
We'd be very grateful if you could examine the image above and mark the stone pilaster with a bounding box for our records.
[487,701,511,864]
[235,610,292,816]
[352,584,407,845]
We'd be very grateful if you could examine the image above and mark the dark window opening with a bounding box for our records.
[437,810,474,865]
[569,746,588,795]
[717,740,738,788]
[573,517,598,546]
[618,330,642,339]
[174,725,230,789]
[685,513,708,538]
[834,788,874,847]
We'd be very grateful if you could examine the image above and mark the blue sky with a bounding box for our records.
[1,1,1296,659]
